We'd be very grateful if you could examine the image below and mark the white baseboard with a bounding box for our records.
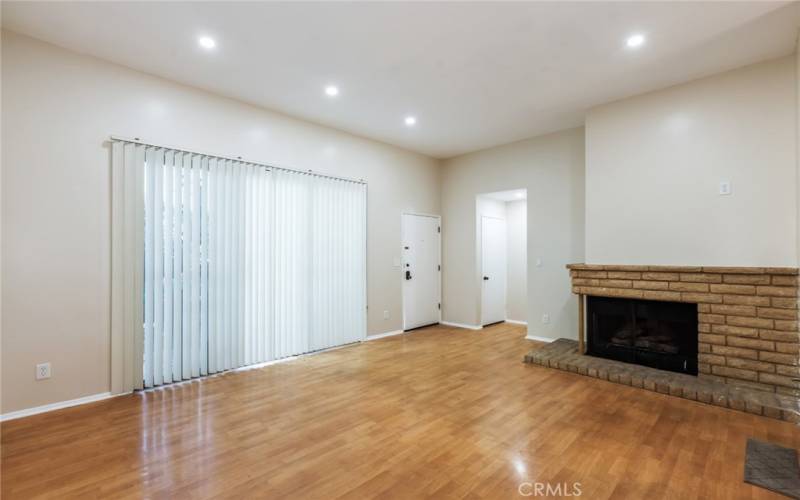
[0,391,126,422]
[366,329,404,340]
[505,319,528,325]
[440,321,483,330]
[526,334,555,343]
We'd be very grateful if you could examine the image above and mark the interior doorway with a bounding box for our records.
[401,213,442,330]
[476,190,527,327]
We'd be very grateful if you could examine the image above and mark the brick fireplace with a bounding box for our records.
[567,264,800,396]
[567,264,800,395]
[525,264,800,423]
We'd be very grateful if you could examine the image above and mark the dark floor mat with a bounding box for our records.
[745,438,800,499]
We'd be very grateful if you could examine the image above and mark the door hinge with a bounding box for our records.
[437,264,441,271]
[438,303,441,310]
[437,226,440,233]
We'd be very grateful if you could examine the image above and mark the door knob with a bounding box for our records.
[483,276,490,280]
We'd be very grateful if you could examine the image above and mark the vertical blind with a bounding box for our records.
[113,140,367,390]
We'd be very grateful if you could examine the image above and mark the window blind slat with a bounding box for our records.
[223,160,232,371]
[244,165,253,366]
[200,157,209,376]
[190,154,201,378]
[181,152,192,380]
[152,148,165,387]
[207,158,218,374]
[143,147,156,389]
[172,153,184,381]
[163,150,174,384]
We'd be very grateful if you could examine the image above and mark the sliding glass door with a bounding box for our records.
[112,140,366,390]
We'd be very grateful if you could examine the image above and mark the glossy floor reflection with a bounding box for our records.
[2,323,798,499]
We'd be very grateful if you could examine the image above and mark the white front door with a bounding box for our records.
[481,216,507,326]
[402,214,441,330]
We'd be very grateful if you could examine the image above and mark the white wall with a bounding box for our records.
[442,128,585,339]
[1,31,440,413]
[505,199,527,322]
[586,56,797,266]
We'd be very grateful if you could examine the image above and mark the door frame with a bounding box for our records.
[401,212,442,331]
[479,215,507,326]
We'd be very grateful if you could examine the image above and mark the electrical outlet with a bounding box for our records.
[541,313,550,324]
[383,310,390,320]
[36,362,51,380]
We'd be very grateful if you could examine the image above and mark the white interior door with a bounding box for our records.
[402,214,441,330]
[481,216,507,325]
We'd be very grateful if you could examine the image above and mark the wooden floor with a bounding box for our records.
[2,323,798,499]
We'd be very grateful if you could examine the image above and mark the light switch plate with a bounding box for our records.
[719,180,732,196]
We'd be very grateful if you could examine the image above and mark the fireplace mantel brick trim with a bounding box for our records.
[567,264,800,395]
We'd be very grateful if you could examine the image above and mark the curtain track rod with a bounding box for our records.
[110,135,367,185]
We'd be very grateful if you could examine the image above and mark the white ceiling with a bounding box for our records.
[3,1,799,159]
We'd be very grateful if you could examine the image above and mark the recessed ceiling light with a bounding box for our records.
[198,36,216,50]
[325,85,339,97]
[404,116,417,126]
[626,34,645,49]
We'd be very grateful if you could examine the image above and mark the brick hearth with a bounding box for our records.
[525,339,799,422]
[567,264,800,396]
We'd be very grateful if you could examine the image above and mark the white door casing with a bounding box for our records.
[402,213,441,330]
[481,216,507,325]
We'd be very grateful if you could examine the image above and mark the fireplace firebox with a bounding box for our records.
[586,296,698,375]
